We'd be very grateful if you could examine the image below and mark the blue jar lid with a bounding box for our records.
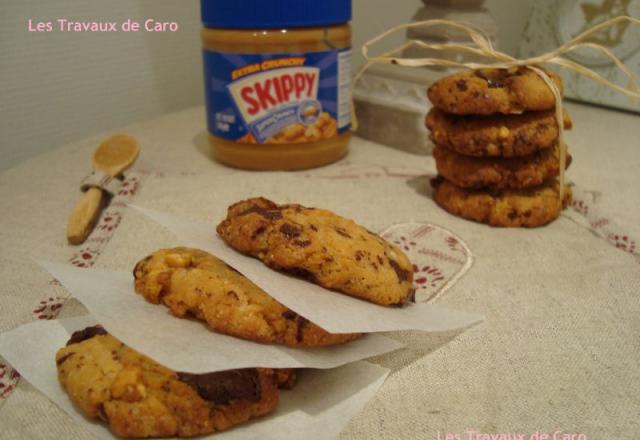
[201,0,351,29]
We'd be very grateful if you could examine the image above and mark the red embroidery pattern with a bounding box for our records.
[69,247,100,268]
[381,222,473,303]
[96,212,122,232]
[32,297,66,320]
[0,360,20,399]
[392,236,418,252]
[116,178,139,197]
[607,234,636,254]
[417,248,466,265]
[571,186,638,258]
[413,264,445,288]
[571,198,589,216]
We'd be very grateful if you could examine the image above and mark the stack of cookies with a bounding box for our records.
[426,67,573,227]
[56,197,415,438]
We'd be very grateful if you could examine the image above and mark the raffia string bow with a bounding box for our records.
[354,16,640,201]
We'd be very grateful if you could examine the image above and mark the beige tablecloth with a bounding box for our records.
[1,103,639,439]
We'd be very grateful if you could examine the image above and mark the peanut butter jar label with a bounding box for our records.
[203,48,351,144]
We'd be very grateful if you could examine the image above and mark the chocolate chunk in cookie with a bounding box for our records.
[176,370,261,405]
[66,325,107,346]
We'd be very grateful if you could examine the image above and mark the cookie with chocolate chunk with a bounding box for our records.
[433,144,571,190]
[56,325,295,438]
[426,108,572,157]
[134,247,361,347]
[216,198,414,306]
[427,67,563,115]
[432,178,572,227]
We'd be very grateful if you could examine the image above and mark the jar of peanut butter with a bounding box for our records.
[201,0,352,170]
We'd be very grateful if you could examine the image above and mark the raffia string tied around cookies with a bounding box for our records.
[354,16,640,201]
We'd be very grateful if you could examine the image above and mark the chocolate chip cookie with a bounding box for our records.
[426,108,572,157]
[56,325,295,438]
[134,248,361,347]
[433,144,571,190]
[432,178,572,227]
[216,198,414,306]
[427,67,563,115]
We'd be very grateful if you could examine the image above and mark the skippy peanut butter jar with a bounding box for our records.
[201,0,352,170]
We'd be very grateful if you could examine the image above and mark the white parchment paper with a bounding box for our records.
[131,205,484,334]
[0,317,389,440]
[39,261,403,374]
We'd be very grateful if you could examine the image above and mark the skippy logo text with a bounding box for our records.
[228,66,319,124]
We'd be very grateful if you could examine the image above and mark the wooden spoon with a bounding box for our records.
[67,134,140,244]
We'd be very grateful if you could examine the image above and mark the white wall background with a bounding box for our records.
[0,0,534,171]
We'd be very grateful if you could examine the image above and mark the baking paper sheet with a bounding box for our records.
[0,317,389,440]
[39,261,403,374]
[131,205,483,334]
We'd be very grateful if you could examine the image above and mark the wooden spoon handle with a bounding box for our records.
[67,187,103,245]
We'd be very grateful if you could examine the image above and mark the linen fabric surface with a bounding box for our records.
[0,103,638,439]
